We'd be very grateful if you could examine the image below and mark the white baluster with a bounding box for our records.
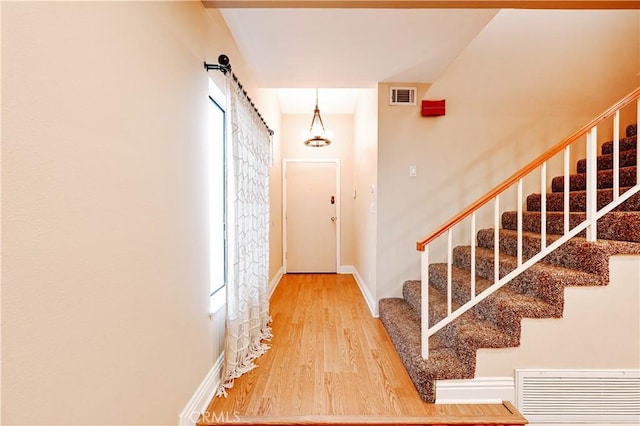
[447,229,452,316]
[494,195,500,284]
[541,162,547,249]
[586,127,598,242]
[613,110,620,201]
[470,212,476,299]
[421,246,429,359]
[517,179,523,267]
[564,146,570,235]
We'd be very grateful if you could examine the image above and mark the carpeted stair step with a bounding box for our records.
[601,135,637,155]
[453,246,605,292]
[477,228,603,276]
[476,228,640,278]
[402,280,519,367]
[502,211,640,242]
[550,165,637,192]
[428,263,493,306]
[526,187,640,212]
[448,247,566,306]
[576,149,637,173]
[627,123,637,137]
[378,297,472,403]
[403,281,461,329]
[403,278,488,330]
[403,279,424,321]
[427,263,561,334]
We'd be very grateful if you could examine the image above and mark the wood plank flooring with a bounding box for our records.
[200,274,526,425]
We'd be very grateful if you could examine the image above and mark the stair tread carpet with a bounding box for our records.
[402,280,518,350]
[378,297,472,402]
[476,228,640,277]
[550,165,637,192]
[427,283,520,368]
[626,123,637,137]
[526,186,640,212]
[502,210,640,242]
[576,149,637,173]
[427,263,561,332]
[452,245,604,287]
[601,135,637,155]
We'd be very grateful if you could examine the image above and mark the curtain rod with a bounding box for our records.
[204,54,275,136]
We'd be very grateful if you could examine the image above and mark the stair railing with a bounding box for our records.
[416,87,640,359]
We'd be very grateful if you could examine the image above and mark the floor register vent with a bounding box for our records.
[516,369,640,424]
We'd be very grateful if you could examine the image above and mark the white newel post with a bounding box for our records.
[494,196,500,284]
[540,162,547,249]
[586,126,598,242]
[613,110,620,202]
[563,146,570,235]
[421,247,429,359]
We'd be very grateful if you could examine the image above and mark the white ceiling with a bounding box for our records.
[220,8,499,113]
[275,88,361,114]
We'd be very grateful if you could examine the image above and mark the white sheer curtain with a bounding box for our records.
[217,76,272,396]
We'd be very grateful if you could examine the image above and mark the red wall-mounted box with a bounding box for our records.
[421,99,446,117]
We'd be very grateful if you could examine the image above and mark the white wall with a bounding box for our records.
[376,10,640,299]
[1,2,278,424]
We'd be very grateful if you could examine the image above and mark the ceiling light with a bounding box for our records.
[304,89,331,147]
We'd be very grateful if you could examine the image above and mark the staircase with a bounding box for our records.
[379,120,640,403]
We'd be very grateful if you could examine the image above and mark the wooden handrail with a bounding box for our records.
[416,86,640,251]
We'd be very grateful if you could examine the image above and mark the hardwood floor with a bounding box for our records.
[200,274,526,425]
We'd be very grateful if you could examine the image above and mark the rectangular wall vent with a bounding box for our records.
[516,369,640,424]
[389,87,417,106]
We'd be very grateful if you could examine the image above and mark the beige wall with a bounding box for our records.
[377,82,431,299]
[376,9,640,299]
[352,89,379,303]
[281,114,355,268]
[1,2,279,424]
[476,255,640,376]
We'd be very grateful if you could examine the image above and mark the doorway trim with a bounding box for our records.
[282,158,341,273]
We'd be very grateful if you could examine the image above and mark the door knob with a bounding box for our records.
[330,216,336,222]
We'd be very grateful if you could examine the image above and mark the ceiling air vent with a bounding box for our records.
[390,87,417,106]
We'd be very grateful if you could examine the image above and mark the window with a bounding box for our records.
[208,80,227,313]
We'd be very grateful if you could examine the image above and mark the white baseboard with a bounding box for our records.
[340,265,378,318]
[178,352,224,426]
[268,267,283,300]
[435,376,515,404]
[337,265,355,274]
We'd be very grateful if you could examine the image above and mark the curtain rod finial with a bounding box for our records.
[218,54,230,66]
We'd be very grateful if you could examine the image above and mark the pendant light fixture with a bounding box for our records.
[304,89,331,147]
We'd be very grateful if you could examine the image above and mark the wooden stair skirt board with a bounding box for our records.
[197,401,527,425]
[379,122,640,403]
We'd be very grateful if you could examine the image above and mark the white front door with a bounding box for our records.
[284,160,338,273]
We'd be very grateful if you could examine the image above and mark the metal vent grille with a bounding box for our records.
[390,87,417,105]
[516,369,640,424]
